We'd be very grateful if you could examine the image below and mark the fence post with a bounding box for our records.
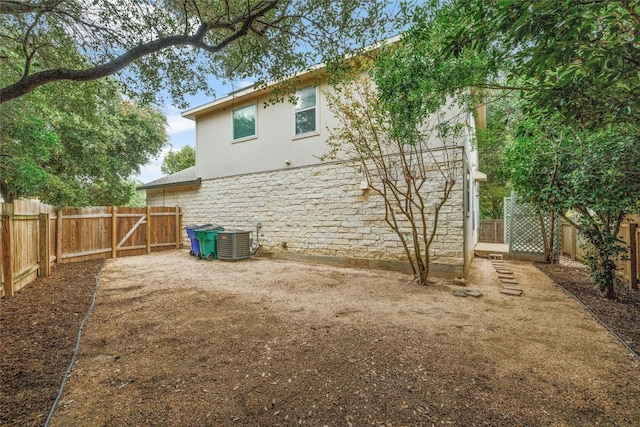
[2,206,14,297]
[56,209,63,263]
[146,206,151,254]
[38,213,50,277]
[111,206,117,259]
[175,206,181,249]
[629,223,638,290]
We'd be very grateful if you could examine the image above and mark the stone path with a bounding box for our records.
[490,254,523,296]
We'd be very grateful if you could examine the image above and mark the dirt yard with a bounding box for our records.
[3,250,640,426]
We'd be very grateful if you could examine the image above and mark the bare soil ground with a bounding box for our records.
[535,262,640,357]
[2,251,639,427]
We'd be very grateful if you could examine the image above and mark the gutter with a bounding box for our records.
[136,178,201,191]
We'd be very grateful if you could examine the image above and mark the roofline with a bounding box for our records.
[181,34,402,120]
[137,177,202,191]
[181,62,326,120]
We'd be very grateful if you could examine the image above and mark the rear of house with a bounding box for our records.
[141,71,483,277]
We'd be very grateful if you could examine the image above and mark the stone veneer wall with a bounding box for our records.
[147,152,466,276]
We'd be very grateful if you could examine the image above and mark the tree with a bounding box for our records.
[0,78,167,205]
[447,0,640,129]
[323,5,486,285]
[430,0,640,297]
[162,146,196,175]
[507,121,640,299]
[0,0,388,105]
[324,73,463,286]
[476,91,519,219]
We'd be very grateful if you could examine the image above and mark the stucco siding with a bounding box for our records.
[195,78,340,180]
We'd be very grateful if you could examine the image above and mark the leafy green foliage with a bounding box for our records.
[507,122,640,298]
[0,78,167,206]
[0,0,389,106]
[161,146,196,175]
[476,91,521,218]
[447,0,640,129]
[324,4,483,285]
[373,1,489,145]
[431,0,640,296]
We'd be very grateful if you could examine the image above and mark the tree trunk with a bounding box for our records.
[599,256,617,300]
[0,181,14,203]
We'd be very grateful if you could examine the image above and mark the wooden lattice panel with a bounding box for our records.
[507,195,560,256]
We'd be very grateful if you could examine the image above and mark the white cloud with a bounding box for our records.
[135,161,163,184]
[166,112,195,136]
[134,146,173,183]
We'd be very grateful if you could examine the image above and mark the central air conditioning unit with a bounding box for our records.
[216,230,253,260]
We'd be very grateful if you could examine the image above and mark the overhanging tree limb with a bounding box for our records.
[1,1,278,102]
[2,1,387,105]
[0,0,61,15]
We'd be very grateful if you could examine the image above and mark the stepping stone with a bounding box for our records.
[489,254,503,260]
[452,289,483,298]
[496,269,512,274]
[500,278,519,284]
[501,288,523,296]
[465,290,483,298]
[498,273,514,279]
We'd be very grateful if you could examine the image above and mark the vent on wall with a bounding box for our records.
[216,231,253,260]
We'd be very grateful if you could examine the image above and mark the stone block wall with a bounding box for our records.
[147,153,466,276]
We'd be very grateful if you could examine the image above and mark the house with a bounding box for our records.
[140,59,484,278]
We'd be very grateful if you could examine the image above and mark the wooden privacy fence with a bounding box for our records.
[561,219,639,290]
[479,219,504,243]
[1,200,182,297]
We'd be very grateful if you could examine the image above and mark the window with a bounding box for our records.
[294,86,317,135]
[232,104,256,141]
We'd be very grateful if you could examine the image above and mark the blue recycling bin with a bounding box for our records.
[184,224,213,256]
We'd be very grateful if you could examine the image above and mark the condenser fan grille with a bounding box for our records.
[216,231,252,260]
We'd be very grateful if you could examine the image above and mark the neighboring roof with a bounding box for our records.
[137,166,200,190]
[181,34,402,121]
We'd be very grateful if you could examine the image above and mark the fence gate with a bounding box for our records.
[2,202,182,298]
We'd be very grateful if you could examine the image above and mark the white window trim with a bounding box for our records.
[232,102,258,143]
[293,86,319,138]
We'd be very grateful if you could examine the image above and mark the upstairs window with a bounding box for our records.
[232,104,256,141]
[294,86,317,135]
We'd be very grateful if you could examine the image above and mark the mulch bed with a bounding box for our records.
[535,262,640,358]
[1,258,638,426]
[0,260,103,427]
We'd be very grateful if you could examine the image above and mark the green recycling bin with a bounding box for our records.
[195,227,224,260]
